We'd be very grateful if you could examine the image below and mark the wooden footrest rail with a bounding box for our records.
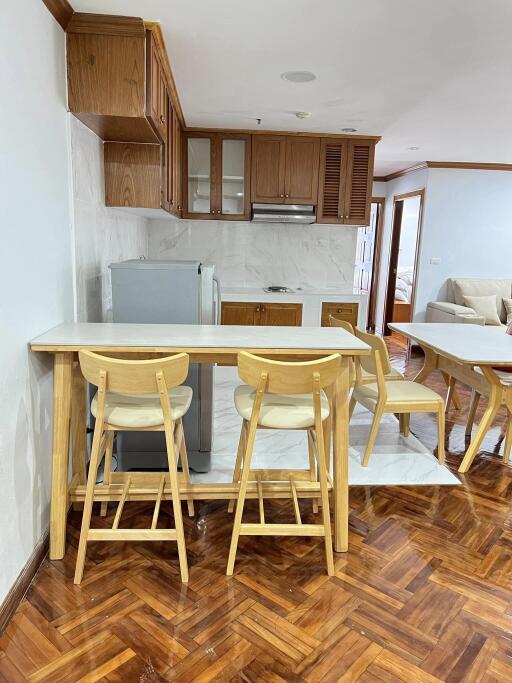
[239,523,326,536]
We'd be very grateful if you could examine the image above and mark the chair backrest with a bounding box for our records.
[238,351,341,394]
[79,350,189,394]
[354,329,392,377]
[329,315,355,335]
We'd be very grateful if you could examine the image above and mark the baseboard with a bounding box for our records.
[0,528,49,635]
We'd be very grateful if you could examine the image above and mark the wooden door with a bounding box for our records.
[317,139,348,224]
[260,303,302,326]
[343,139,375,225]
[284,137,320,204]
[221,302,262,325]
[251,135,286,203]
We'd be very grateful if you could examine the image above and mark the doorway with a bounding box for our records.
[353,198,385,331]
[383,190,424,335]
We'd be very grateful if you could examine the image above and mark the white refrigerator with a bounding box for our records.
[109,259,220,472]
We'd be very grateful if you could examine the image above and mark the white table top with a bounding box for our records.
[31,322,369,354]
[390,323,512,365]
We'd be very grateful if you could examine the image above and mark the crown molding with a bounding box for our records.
[375,160,512,182]
[42,0,74,30]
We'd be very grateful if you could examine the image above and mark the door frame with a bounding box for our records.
[383,189,425,335]
[366,197,385,331]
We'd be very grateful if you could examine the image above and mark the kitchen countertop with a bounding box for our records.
[221,286,368,327]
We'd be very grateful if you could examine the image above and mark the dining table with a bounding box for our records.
[390,322,512,472]
[30,322,370,560]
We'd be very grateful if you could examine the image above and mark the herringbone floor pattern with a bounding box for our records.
[1,341,512,682]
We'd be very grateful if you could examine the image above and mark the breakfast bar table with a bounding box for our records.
[390,322,512,472]
[30,322,369,560]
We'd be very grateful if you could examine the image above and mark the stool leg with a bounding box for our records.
[74,423,104,584]
[177,419,194,517]
[362,404,384,467]
[164,419,189,583]
[228,420,247,513]
[100,431,114,517]
[227,417,258,576]
[313,399,334,576]
[307,430,319,513]
[437,405,446,464]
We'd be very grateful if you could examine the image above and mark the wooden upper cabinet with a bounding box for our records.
[184,132,251,220]
[251,135,320,204]
[251,135,286,203]
[146,30,168,142]
[344,139,375,225]
[317,137,375,225]
[284,137,320,204]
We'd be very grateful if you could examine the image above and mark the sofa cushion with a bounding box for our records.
[452,278,512,322]
[504,298,512,325]
[427,301,475,316]
[463,294,502,326]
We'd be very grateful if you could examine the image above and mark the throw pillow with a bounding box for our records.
[463,294,502,326]
[503,297,512,325]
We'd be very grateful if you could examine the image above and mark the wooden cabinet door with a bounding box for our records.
[183,132,216,219]
[146,32,167,142]
[320,302,358,327]
[317,139,348,224]
[251,135,286,203]
[284,137,320,204]
[217,134,251,220]
[260,303,302,326]
[221,302,262,325]
[173,114,182,215]
[343,139,375,225]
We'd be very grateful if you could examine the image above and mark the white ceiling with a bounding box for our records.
[73,0,512,174]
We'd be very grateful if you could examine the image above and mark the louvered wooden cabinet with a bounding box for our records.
[251,135,320,204]
[317,138,375,225]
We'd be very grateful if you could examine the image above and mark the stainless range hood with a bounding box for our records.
[251,203,315,224]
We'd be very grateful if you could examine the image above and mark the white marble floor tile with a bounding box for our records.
[191,367,460,487]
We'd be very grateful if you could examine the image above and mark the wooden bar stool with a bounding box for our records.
[74,351,194,585]
[226,351,341,577]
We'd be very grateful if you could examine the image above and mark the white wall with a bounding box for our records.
[147,218,358,290]
[375,168,428,329]
[71,118,148,322]
[0,1,73,604]
[414,168,512,320]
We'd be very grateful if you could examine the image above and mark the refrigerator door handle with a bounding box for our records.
[213,276,221,324]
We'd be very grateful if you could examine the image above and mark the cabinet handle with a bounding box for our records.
[280,194,284,198]
[211,210,215,214]
[217,210,221,214]
[261,306,266,312]
[256,307,260,312]
[160,114,165,123]
[285,194,289,198]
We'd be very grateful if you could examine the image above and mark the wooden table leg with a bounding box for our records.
[333,358,350,553]
[442,372,462,410]
[413,345,438,384]
[50,352,73,560]
[459,367,503,473]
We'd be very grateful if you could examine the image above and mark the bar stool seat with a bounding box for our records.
[91,386,193,428]
[234,384,330,429]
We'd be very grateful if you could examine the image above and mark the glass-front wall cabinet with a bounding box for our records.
[187,137,211,214]
[185,133,250,219]
[221,138,246,215]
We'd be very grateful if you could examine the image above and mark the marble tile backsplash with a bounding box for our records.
[70,117,148,322]
[147,218,358,290]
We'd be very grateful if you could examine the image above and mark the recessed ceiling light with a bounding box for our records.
[295,111,312,119]
[408,146,420,150]
[281,70,316,83]
[341,127,357,133]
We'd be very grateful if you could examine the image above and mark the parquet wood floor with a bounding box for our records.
[1,341,512,682]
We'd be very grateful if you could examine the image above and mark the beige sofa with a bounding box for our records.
[426,278,512,326]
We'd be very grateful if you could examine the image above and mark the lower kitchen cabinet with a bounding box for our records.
[321,302,358,327]
[221,302,303,326]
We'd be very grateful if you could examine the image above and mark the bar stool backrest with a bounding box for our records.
[237,351,341,394]
[328,316,355,335]
[353,329,392,378]
[79,350,190,394]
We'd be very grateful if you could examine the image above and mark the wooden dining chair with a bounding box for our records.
[226,351,341,577]
[74,351,194,585]
[350,329,446,467]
